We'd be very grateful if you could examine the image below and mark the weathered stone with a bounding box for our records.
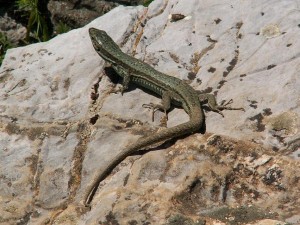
[0,14,26,45]
[47,0,119,28]
[0,0,299,224]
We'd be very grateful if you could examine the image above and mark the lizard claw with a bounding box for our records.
[142,103,158,122]
[220,99,233,107]
[143,103,169,124]
[110,86,126,95]
[218,99,245,112]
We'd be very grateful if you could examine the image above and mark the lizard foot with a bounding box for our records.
[198,93,245,117]
[110,85,127,95]
[142,103,168,122]
[218,99,245,112]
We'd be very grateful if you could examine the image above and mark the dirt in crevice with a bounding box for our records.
[217,21,243,89]
[190,42,216,76]
[67,122,92,202]
[167,134,299,224]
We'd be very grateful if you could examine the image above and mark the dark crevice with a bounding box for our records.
[188,178,202,193]
[214,18,222,24]
[223,50,239,78]
[106,0,139,6]
[262,108,272,116]
[90,76,102,102]
[196,87,213,97]
[68,122,91,203]
[206,35,217,43]
[222,174,233,202]
[267,64,276,70]
[73,0,82,9]
[208,67,216,73]
[16,211,33,225]
[248,100,258,109]
[187,72,196,80]
[217,80,227,89]
[89,114,99,125]
[99,211,120,225]
[249,113,265,132]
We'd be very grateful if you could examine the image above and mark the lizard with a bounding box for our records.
[85,27,244,207]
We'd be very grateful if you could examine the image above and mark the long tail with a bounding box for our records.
[84,118,202,206]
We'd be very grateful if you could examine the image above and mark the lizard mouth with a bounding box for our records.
[88,27,97,35]
[88,28,106,47]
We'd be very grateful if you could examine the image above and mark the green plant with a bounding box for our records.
[55,21,71,35]
[143,0,154,7]
[16,0,51,42]
[0,32,15,66]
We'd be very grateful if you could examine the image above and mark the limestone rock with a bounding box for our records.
[0,14,26,45]
[0,0,299,224]
[48,0,119,29]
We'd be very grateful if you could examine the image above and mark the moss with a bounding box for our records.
[143,0,154,7]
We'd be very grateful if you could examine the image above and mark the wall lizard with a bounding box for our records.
[85,28,244,206]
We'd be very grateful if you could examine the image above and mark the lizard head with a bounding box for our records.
[88,28,108,50]
[88,27,122,63]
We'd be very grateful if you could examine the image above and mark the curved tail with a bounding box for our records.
[84,117,202,206]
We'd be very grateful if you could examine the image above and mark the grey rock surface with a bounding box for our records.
[48,0,119,29]
[0,14,26,45]
[0,0,299,224]
[48,0,148,29]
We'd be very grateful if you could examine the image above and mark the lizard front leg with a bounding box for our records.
[198,93,245,117]
[111,65,131,95]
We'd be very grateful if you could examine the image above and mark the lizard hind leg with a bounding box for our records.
[198,93,245,117]
[142,91,171,122]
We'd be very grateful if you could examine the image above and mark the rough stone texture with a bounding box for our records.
[48,0,119,28]
[47,0,150,30]
[0,0,299,224]
[0,14,26,45]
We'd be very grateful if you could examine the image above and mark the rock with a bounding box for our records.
[0,0,146,48]
[0,13,26,45]
[248,219,293,225]
[47,0,120,29]
[0,0,299,224]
